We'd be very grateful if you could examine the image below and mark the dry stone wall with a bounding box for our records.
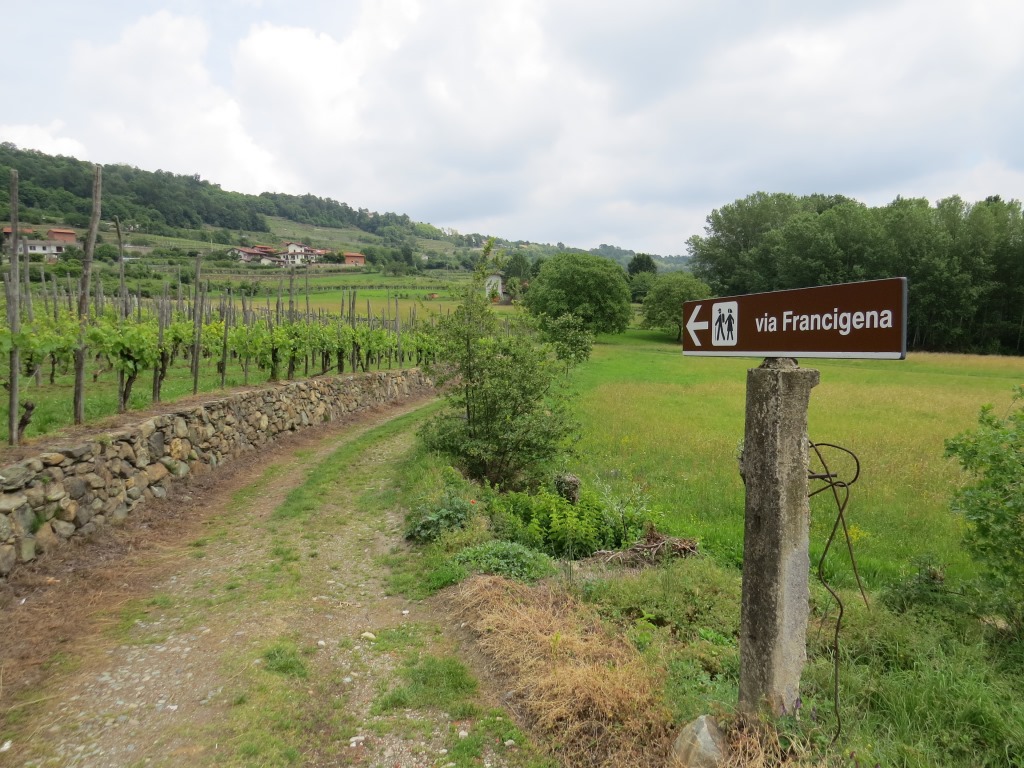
[0,369,434,577]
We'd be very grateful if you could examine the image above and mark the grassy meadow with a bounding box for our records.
[557,330,1024,765]
[572,330,1024,587]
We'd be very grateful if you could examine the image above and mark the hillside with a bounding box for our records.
[0,142,687,270]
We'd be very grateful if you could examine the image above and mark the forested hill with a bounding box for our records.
[0,142,456,244]
[688,192,1024,354]
[0,143,690,266]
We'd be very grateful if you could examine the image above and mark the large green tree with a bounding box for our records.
[627,252,658,276]
[640,272,711,341]
[524,253,632,334]
[686,190,1024,354]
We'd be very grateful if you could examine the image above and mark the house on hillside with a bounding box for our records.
[46,228,77,243]
[343,252,366,267]
[21,240,70,260]
[228,246,269,263]
[282,241,321,265]
[2,227,35,254]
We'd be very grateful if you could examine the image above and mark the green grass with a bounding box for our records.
[573,329,1024,587]
[559,328,1024,766]
[261,641,310,679]
[371,654,479,715]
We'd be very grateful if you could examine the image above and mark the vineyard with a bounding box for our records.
[0,274,445,445]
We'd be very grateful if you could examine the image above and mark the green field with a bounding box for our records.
[386,327,1023,765]
[572,330,1023,585]
[562,330,1024,765]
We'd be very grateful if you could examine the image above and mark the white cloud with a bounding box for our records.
[0,121,88,159]
[2,0,1022,253]
[66,11,298,193]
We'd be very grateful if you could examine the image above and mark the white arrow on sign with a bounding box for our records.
[686,304,709,347]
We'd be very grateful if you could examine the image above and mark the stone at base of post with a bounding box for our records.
[671,715,728,767]
[738,357,819,717]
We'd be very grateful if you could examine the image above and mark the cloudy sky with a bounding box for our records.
[4,1,1023,254]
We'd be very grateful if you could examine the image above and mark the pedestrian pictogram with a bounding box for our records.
[712,301,738,346]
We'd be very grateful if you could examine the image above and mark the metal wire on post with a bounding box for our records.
[807,440,869,745]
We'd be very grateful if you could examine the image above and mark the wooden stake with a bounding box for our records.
[73,165,101,425]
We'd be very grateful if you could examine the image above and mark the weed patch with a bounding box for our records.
[372,654,478,715]
[452,575,675,768]
[261,641,309,679]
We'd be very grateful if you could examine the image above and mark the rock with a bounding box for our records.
[148,430,165,459]
[35,522,60,552]
[57,498,78,523]
[12,506,35,537]
[0,493,28,514]
[671,715,728,768]
[85,473,106,489]
[0,545,16,574]
[44,484,66,503]
[139,419,156,438]
[24,485,46,508]
[160,459,189,478]
[52,520,76,538]
[39,452,66,466]
[146,462,170,484]
[17,536,36,563]
[64,476,88,500]
[119,442,137,463]
[458,730,469,739]
[75,504,94,526]
[360,632,376,641]
[173,417,189,438]
[169,438,190,461]
[0,514,11,541]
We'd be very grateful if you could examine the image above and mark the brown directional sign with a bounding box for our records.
[682,278,907,359]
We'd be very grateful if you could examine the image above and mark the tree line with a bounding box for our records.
[0,143,473,247]
[687,192,1024,354]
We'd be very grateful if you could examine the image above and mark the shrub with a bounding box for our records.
[485,483,662,559]
[405,491,475,543]
[944,386,1024,633]
[421,269,577,489]
[454,540,557,582]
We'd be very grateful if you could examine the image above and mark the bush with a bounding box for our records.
[405,491,476,543]
[454,541,557,582]
[485,483,662,559]
[945,386,1024,633]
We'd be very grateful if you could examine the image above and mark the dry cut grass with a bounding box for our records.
[453,575,676,768]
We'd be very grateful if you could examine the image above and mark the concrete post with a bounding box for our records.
[738,357,819,716]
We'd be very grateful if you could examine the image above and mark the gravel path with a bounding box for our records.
[2,400,532,768]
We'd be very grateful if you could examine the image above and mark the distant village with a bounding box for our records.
[2,226,367,268]
[225,244,365,268]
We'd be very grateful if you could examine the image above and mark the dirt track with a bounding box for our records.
[0,396,528,767]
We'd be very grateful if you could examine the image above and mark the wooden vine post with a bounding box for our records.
[7,170,21,445]
[191,252,203,395]
[73,164,102,425]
